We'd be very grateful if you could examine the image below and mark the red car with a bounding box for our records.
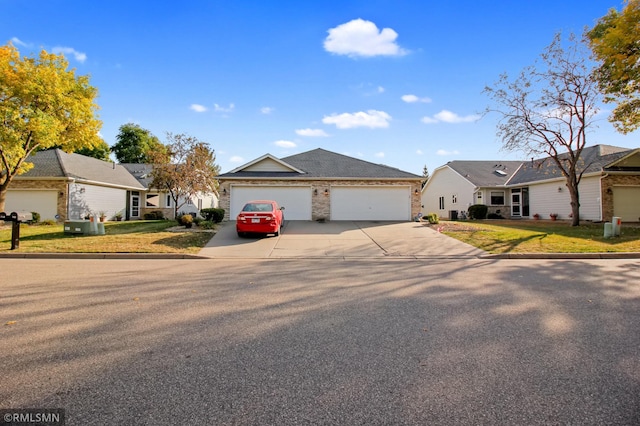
[236,200,285,237]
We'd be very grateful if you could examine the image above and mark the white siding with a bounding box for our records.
[5,190,58,220]
[528,176,602,221]
[244,158,293,172]
[331,186,411,221]
[69,184,127,220]
[422,167,476,219]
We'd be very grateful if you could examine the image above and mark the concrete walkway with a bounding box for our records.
[197,220,486,259]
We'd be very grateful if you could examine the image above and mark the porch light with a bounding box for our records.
[558,187,562,192]
[324,189,329,195]
[314,189,318,196]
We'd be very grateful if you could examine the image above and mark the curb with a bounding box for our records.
[0,253,206,259]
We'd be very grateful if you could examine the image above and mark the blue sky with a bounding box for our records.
[3,0,637,175]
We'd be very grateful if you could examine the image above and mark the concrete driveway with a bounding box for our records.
[198,221,485,259]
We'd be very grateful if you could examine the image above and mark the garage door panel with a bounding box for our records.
[331,186,410,221]
[5,190,58,220]
[231,186,312,220]
[613,187,640,222]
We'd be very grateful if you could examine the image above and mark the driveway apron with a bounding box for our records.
[198,221,485,259]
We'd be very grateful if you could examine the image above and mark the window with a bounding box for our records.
[490,191,505,205]
[452,194,457,204]
[146,194,160,207]
[166,195,172,207]
[197,199,203,210]
[186,198,193,206]
[439,196,445,210]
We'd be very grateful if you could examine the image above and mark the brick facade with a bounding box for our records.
[219,179,423,221]
[601,175,640,221]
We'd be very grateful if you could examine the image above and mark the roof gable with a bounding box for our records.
[229,154,305,174]
[604,149,640,171]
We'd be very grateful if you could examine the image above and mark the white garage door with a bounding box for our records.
[331,186,411,221]
[613,186,640,222]
[231,186,312,220]
[5,190,58,220]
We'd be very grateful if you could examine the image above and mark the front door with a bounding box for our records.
[131,191,140,218]
[511,189,521,217]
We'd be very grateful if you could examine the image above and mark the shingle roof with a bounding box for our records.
[508,145,633,185]
[19,149,144,189]
[446,161,523,187]
[121,163,154,187]
[218,148,421,179]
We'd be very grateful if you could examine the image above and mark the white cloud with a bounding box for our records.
[229,156,244,163]
[437,149,460,156]
[322,110,391,129]
[374,152,385,158]
[190,104,207,113]
[274,140,297,148]
[421,110,480,124]
[377,86,385,93]
[52,46,87,63]
[295,128,329,137]
[11,37,30,47]
[416,149,423,155]
[324,19,408,58]
[260,107,274,114]
[214,103,235,113]
[402,94,432,103]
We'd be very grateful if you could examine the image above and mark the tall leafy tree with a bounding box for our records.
[484,33,600,226]
[587,0,640,133]
[148,133,220,218]
[74,140,112,161]
[0,42,102,212]
[112,123,163,163]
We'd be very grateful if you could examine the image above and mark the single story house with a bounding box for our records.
[422,144,640,222]
[5,149,144,221]
[217,148,423,221]
[121,163,218,220]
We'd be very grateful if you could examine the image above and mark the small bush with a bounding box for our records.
[144,210,165,220]
[30,212,41,223]
[200,208,225,223]
[468,204,488,220]
[199,220,216,229]
[41,219,56,226]
[181,214,193,225]
[426,213,439,224]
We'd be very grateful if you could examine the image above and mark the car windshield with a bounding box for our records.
[242,203,274,212]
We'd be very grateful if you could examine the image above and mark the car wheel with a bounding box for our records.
[274,225,280,236]
[237,231,245,238]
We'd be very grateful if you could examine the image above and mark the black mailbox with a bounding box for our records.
[1,211,27,250]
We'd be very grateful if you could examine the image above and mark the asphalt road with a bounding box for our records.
[1,258,639,425]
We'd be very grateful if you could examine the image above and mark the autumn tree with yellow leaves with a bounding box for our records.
[0,42,102,212]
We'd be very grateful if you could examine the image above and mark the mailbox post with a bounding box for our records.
[1,212,32,250]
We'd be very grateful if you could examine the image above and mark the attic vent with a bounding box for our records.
[494,169,507,176]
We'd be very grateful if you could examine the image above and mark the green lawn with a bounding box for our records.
[0,220,214,254]
[434,220,640,254]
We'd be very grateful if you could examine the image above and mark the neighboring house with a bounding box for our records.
[217,148,423,221]
[5,149,144,221]
[121,163,218,220]
[422,144,640,222]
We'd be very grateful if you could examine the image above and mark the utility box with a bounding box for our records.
[612,216,622,237]
[64,220,92,234]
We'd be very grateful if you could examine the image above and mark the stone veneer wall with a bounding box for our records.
[9,180,69,221]
[218,179,423,221]
[601,175,640,221]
